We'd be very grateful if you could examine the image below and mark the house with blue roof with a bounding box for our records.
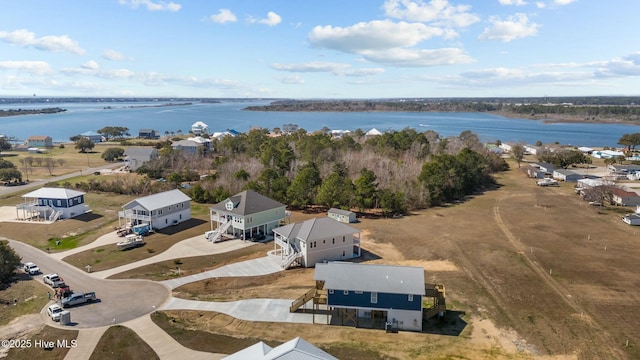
[81,131,104,143]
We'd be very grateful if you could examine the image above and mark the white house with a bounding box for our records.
[592,150,625,159]
[119,189,191,230]
[327,208,357,223]
[225,337,337,360]
[124,147,158,171]
[17,187,89,222]
[171,139,203,154]
[273,217,361,269]
[187,136,212,152]
[209,190,286,242]
[191,121,209,135]
[622,213,640,226]
[610,188,640,207]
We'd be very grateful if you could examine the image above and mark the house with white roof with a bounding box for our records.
[118,189,191,230]
[17,187,89,222]
[273,217,361,269]
[209,190,286,242]
[225,337,337,360]
[186,136,212,151]
[365,128,382,136]
[191,121,209,135]
[171,139,204,154]
[327,208,356,223]
[80,131,104,143]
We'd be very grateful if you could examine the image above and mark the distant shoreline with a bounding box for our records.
[0,107,66,117]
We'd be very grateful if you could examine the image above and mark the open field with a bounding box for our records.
[154,162,638,360]
[89,325,158,360]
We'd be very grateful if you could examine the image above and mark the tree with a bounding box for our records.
[511,144,525,168]
[316,172,354,209]
[287,163,321,208]
[233,169,250,181]
[98,126,129,141]
[354,168,378,212]
[74,138,95,153]
[0,159,15,169]
[44,158,56,175]
[379,189,407,216]
[0,240,21,285]
[0,168,22,183]
[101,148,125,162]
[0,137,11,153]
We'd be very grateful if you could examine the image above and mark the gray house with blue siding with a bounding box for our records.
[314,262,426,332]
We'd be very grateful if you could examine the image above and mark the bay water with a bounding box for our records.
[2,100,639,147]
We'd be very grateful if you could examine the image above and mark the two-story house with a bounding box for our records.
[17,187,89,222]
[119,189,191,230]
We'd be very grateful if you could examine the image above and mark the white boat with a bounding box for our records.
[116,234,145,250]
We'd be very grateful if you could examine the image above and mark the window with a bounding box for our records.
[342,250,345,257]
[408,294,414,301]
[165,219,168,224]
[332,239,335,244]
[371,292,378,304]
[343,290,349,295]
[57,200,61,206]
[323,240,325,244]
[342,236,345,242]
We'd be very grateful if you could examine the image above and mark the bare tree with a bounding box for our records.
[44,158,56,175]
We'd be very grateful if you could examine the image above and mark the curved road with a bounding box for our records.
[9,240,170,328]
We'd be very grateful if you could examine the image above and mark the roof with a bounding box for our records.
[81,131,101,136]
[365,128,382,136]
[123,189,191,211]
[554,169,578,176]
[225,337,337,360]
[273,217,359,242]
[191,121,208,129]
[22,187,85,199]
[138,128,156,133]
[314,262,426,295]
[124,147,157,157]
[327,208,354,216]
[27,135,51,140]
[612,188,640,198]
[172,139,202,147]
[211,190,285,216]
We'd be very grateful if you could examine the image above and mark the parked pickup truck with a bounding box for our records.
[61,292,96,308]
[43,273,66,288]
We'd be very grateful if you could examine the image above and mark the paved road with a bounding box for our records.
[8,240,170,329]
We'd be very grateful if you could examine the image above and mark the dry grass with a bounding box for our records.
[0,275,51,326]
[109,243,270,281]
[5,326,78,359]
[89,325,158,360]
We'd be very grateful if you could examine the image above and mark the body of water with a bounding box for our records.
[1,100,639,147]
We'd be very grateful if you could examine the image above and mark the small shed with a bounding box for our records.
[553,169,582,182]
[327,208,356,223]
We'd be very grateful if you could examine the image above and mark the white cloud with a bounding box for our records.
[499,0,527,5]
[309,20,444,53]
[536,2,546,8]
[102,49,126,61]
[118,0,181,12]
[209,9,237,24]
[361,47,474,67]
[248,11,282,26]
[0,60,52,74]
[478,13,540,42]
[382,0,480,27]
[271,61,385,77]
[594,52,640,78]
[276,75,305,84]
[260,12,282,26]
[0,29,85,54]
[81,61,99,70]
[553,0,576,5]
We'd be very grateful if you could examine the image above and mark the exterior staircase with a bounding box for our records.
[206,220,232,243]
[281,243,303,269]
[49,210,63,222]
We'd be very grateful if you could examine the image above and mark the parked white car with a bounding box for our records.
[47,304,64,321]
[23,262,40,275]
[43,273,65,288]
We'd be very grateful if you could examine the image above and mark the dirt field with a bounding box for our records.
[162,163,639,360]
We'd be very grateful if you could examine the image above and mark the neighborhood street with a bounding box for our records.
[8,240,170,328]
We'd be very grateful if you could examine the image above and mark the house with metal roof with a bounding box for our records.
[611,187,640,207]
[314,262,428,332]
[208,190,286,242]
[327,208,356,223]
[191,121,209,135]
[80,131,104,143]
[17,187,89,222]
[171,139,203,154]
[118,189,191,230]
[273,217,361,269]
[225,337,337,360]
[124,147,158,171]
[138,129,159,139]
[553,169,582,182]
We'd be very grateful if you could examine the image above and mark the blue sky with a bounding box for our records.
[0,0,638,98]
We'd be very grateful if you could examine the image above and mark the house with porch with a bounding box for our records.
[171,139,203,154]
[119,189,191,230]
[17,187,89,222]
[208,190,286,242]
[610,187,640,207]
[313,262,430,332]
[273,217,361,269]
[138,129,160,139]
[191,121,209,135]
[124,147,158,171]
[80,131,104,143]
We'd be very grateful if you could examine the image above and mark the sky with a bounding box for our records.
[0,0,639,99]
